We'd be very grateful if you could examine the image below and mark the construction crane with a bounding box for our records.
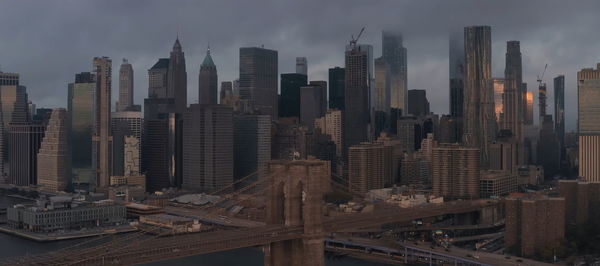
[536,63,548,86]
[349,27,365,48]
[537,63,549,118]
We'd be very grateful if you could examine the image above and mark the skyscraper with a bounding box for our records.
[199,47,218,105]
[116,59,134,112]
[449,32,465,119]
[296,57,307,76]
[68,72,95,185]
[220,81,233,103]
[239,47,278,119]
[182,104,233,191]
[148,58,170,98]
[348,142,385,194]
[463,26,495,167]
[554,75,565,152]
[280,73,307,118]
[407,89,430,117]
[578,64,600,182]
[525,90,534,125]
[314,109,343,157]
[0,72,22,177]
[503,41,523,145]
[539,83,547,122]
[374,57,390,135]
[37,108,70,192]
[233,114,271,180]
[111,111,142,177]
[492,78,505,124]
[92,57,112,190]
[300,85,322,129]
[328,67,345,110]
[309,80,327,118]
[8,123,45,186]
[344,44,371,155]
[167,38,187,114]
[382,31,407,115]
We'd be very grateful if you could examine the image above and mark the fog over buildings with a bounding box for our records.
[2,1,600,131]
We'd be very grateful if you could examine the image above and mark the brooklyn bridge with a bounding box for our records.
[2,159,500,266]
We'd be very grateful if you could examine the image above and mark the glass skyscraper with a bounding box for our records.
[68,72,95,185]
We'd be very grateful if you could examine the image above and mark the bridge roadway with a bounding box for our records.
[4,200,497,266]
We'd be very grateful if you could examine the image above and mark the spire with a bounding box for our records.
[173,36,182,52]
[201,46,215,67]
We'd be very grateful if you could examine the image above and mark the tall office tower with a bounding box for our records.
[382,31,407,115]
[123,136,140,176]
[577,64,600,182]
[0,72,20,176]
[314,109,343,157]
[374,57,390,113]
[280,73,307,118]
[220,81,233,103]
[296,57,307,76]
[309,81,327,118]
[463,26,494,167]
[183,104,233,191]
[167,38,187,114]
[492,78,505,125]
[344,44,371,155]
[92,57,112,190]
[68,72,95,185]
[503,41,523,145]
[521,83,529,124]
[143,58,179,192]
[27,101,36,121]
[37,109,70,192]
[300,84,326,129]
[111,111,142,177]
[538,82,547,122]
[116,59,134,112]
[525,91,534,125]
[199,47,218,105]
[374,57,390,136]
[348,143,385,194]
[328,67,345,110]
[7,123,45,186]
[239,47,278,119]
[554,75,565,151]
[233,114,271,180]
[432,144,480,199]
[538,115,560,178]
[148,58,170,98]
[449,32,465,143]
[407,89,430,117]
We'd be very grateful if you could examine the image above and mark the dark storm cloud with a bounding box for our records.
[1,0,599,130]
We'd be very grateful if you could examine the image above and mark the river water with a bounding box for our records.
[0,194,387,266]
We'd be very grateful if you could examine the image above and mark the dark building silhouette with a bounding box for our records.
[309,80,327,118]
[449,31,464,142]
[279,73,307,118]
[68,72,95,185]
[407,89,430,116]
[554,75,565,156]
[344,44,370,156]
[300,85,324,129]
[328,67,345,110]
[199,47,218,105]
[239,47,278,119]
[167,38,187,114]
[537,115,560,178]
[234,114,271,180]
[220,81,233,103]
[7,123,45,186]
[183,104,233,191]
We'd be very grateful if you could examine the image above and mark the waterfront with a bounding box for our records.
[0,193,386,265]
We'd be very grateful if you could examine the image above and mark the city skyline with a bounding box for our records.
[1,1,599,131]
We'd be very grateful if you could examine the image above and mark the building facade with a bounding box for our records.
[68,72,95,185]
[328,67,345,110]
[92,57,113,190]
[199,47,218,105]
[167,38,187,114]
[280,73,307,118]
[432,144,480,199]
[111,111,142,177]
[233,114,271,180]
[182,104,233,191]
[577,64,600,182]
[239,47,278,119]
[463,26,495,167]
[117,59,134,112]
[37,109,70,192]
[344,44,371,155]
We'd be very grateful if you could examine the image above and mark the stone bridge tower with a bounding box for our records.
[264,159,331,266]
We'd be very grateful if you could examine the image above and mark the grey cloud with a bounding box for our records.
[1,0,599,131]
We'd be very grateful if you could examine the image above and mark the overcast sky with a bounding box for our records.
[1,0,599,131]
